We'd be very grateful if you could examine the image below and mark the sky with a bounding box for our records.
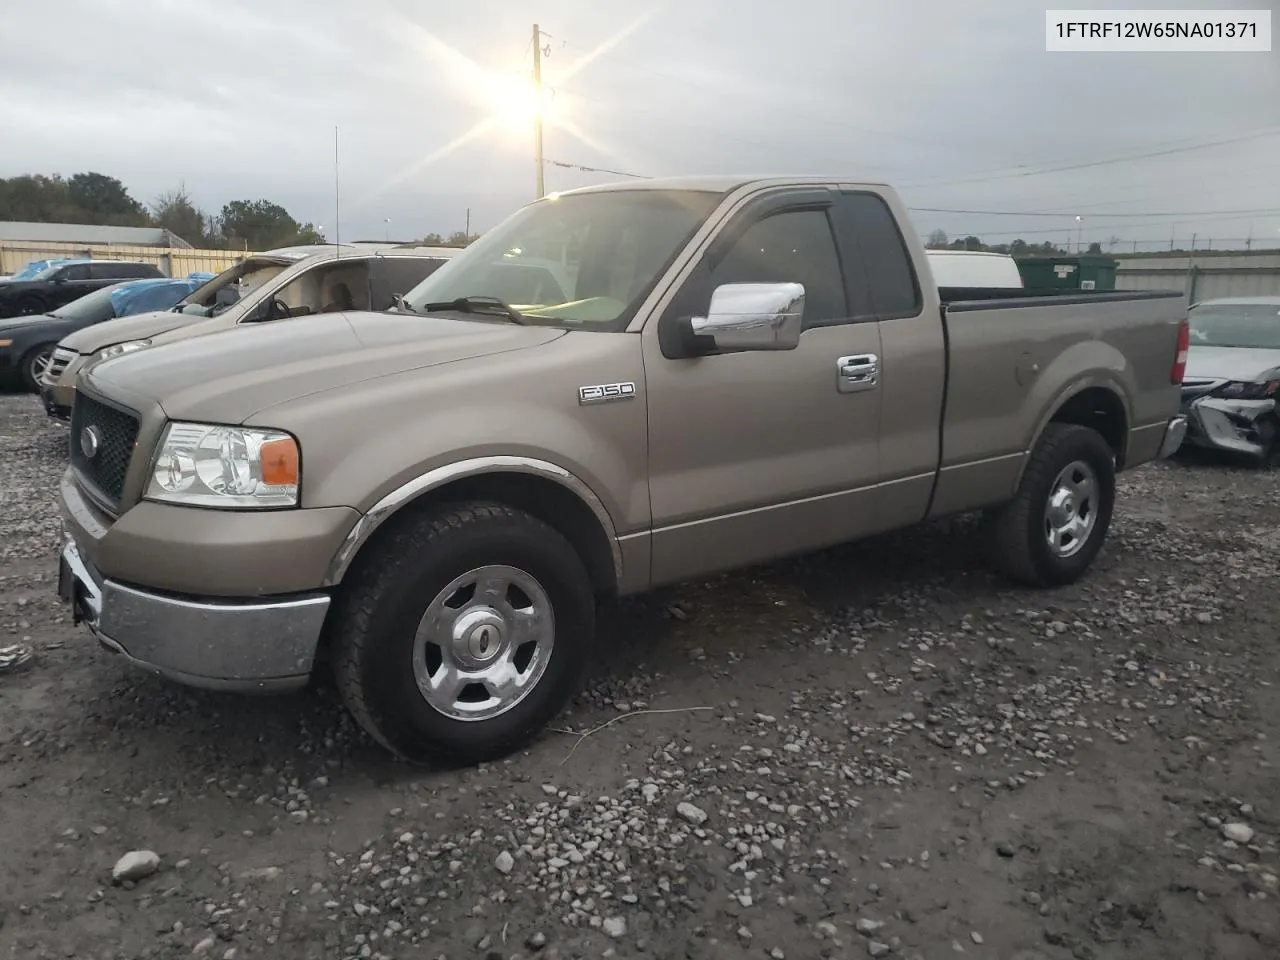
[1,0,1277,252]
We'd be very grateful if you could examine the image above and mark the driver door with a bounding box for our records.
[641,186,884,585]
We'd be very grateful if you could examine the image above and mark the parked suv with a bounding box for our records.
[0,259,163,319]
[40,244,456,419]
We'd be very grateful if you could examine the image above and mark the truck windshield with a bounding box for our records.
[1189,303,1280,349]
[400,189,723,329]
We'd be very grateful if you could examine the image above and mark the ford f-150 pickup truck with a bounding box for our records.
[55,176,1190,766]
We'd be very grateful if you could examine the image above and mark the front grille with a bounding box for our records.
[45,347,76,382]
[69,393,140,510]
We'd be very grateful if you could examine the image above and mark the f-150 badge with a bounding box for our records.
[578,382,637,404]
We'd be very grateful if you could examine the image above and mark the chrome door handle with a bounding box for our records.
[837,353,879,393]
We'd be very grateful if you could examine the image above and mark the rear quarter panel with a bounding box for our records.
[930,291,1184,516]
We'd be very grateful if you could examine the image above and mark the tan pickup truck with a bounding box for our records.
[55,176,1190,766]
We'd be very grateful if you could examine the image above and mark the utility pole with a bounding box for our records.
[465,207,471,238]
[532,24,546,200]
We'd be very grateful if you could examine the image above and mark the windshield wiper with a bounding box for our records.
[419,295,528,325]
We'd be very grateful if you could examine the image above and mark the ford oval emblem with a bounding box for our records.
[79,425,102,460]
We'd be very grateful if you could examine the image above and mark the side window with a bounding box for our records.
[59,263,90,281]
[710,210,849,328]
[838,192,922,318]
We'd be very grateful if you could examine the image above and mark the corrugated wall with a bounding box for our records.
[0,241,259,277]
[1116,253,1280,302]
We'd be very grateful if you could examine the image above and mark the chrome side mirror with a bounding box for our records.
[691,282,804,352]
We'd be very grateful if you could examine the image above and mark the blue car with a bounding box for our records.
[0,276,206,392]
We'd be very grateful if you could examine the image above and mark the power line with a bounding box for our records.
[910,205,1280,219]
[941,209,1278,239]
[899,125,1280,190]
[546,158,651,179]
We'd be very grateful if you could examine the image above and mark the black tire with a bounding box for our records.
[13,295,45,317]
[981,423,1116,588]
[331,501,595,766]
[20,343,56,392]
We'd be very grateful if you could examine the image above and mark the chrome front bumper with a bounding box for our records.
[1181,397,1275,459]
[58,536,331,693]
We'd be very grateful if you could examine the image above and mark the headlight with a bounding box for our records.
[1214,380,1280,400]
[94,339,151,362]
[144,422,300,509]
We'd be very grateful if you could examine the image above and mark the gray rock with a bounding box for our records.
[602,916,627,939]
[495,851,515,874]
[868,942,891,958]
[856,918,885,935]
[676,802,708,825]
[111,850,160,884]
[1222,822,1255,844]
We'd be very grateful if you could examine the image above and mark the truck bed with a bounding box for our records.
[925,287,1187,518]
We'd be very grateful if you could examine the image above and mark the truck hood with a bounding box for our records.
[1185,345,1280,383]
[59,309,190,353]
[84,309,565,424]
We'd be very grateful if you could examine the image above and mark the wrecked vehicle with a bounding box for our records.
[1178,296,1280,463]
[55,175,1189,766]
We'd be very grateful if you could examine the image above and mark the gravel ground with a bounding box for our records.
[1,390,1277,960]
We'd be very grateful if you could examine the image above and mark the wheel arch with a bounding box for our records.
[1017,378,1131,487]
[323,457,623,597]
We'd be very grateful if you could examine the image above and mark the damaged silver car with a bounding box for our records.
[1180,296,1280,463]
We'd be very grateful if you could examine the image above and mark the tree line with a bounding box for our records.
[926,229,1104,256]
[420,231,482,247]
[0,171,327,251]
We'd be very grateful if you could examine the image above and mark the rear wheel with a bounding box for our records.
[331,501,595,766]
[981,423,1116,587]
[13,294,45,317]
[20,342,56,392]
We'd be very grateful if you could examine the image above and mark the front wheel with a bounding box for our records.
[981,423,1116,587]
[21,342,56,392]
[331,502,595,766]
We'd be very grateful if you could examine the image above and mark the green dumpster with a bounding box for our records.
[1015,255,1118,291]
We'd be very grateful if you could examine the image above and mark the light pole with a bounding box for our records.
[1075,216,1083,254]
[384,218,391,242]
